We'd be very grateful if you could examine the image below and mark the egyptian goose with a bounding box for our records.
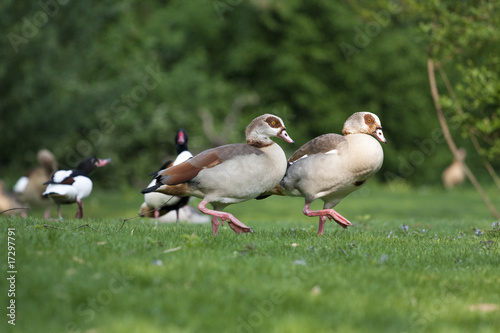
[142,114,294,235]
[13,149,58,218]
[43,156,110,219]
[273,112,386,235]
[141,129,194,220]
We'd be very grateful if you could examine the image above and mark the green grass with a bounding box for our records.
[1,184,500,333]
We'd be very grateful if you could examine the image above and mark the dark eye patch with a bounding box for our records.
[265,116,282,128]
[364,114,375,125]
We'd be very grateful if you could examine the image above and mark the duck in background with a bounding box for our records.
[13,149,58,218]
[43,156,110,219]
[0,180,21,216]
[140,129,208,223]
[142,114,294,235]
[261,112,386,235]
[139,201,210,224]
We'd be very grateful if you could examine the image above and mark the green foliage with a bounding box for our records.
[0,0,478,188]
[411,0,500,162]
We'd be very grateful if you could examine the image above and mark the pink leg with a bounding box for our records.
[43,207,51,219]
[318,216,327,236]
[75,200,84,219]
[211,216,220,235]
[198,200,254,235]
[154,210,160,219]
[175,209,180,223]
[303,203,352,232]
[57,205,63,220]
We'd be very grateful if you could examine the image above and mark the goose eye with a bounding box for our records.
[271,121,276,126]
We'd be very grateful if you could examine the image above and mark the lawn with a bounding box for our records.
[1,183,499,333]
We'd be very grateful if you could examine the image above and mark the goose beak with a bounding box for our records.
[97,158,111,167]
[373,127,387,144]
[278,129,294,144]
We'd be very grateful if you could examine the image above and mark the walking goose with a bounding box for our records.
[269,112,386,235]
[142,114,294,235]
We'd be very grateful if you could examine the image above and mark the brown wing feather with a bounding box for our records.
[288,133,346,164]
[158,144,263,185]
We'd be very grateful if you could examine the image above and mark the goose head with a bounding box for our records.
[342,112,386,143]
[245,114,294,147]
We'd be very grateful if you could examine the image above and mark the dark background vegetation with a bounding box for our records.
[1,0,498,190]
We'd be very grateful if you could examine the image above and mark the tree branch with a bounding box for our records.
[428,57,500,220]
[436,64,500,191]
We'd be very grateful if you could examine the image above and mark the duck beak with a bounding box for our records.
[177,131,185,145]
[373,127,387,144]
[97,158,111,167]
[278,129,294,143]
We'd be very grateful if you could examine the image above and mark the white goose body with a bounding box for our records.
[189,142,287,204]
[142,114,294,235]
[283,133,383,203]
[278,112,386,235]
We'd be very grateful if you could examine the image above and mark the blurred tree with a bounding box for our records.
[1,0,444,188]
[409,0,500,218]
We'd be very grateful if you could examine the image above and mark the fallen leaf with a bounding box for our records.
[311,286,321,296]
[469,303,498,312]
[72,256,84,264]
[163,246,182,254]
